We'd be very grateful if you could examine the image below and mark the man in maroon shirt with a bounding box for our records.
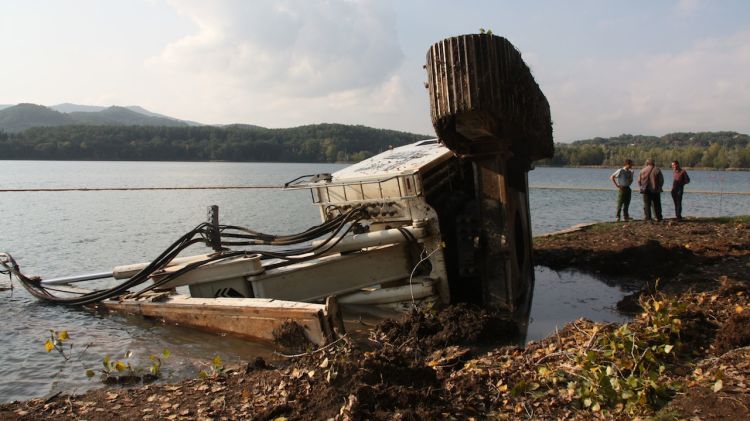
[671,160,690,221]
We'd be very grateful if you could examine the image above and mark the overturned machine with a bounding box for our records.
[1,34,552,346]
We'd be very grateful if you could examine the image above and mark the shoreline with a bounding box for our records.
[2,216,748,419]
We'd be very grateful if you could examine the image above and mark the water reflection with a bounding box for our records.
[524,266,638,342]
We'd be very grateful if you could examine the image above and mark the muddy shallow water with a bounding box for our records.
[0,265,638,403]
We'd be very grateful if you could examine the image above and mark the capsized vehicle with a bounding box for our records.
[1,34,553,346]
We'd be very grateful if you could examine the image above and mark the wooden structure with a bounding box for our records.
[426,34,553,160]
[99,295,344,347]
[425,34,553,312]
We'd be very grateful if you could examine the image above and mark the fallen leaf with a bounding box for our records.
[211,396,225,409]
[713,379,723,393]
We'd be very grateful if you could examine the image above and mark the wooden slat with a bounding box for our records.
[99,295,343,346]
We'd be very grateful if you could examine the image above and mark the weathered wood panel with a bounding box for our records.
[99,295,344,346]
[426,34,553,160]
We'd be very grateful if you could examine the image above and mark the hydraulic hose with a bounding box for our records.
[1,205,367,306]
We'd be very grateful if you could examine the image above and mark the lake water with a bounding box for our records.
[0,161,748,402]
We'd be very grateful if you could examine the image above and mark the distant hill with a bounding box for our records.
[0,123,431,163]
[51,103,202,126]
[50,103,108,113]
[0,103,192,132]
[0,103,77,132]
[68,106,187,127]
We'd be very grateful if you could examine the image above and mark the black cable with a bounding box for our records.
[3,205,370,306]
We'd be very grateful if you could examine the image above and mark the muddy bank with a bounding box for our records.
[2,216,748,420]
[534,216,749,293]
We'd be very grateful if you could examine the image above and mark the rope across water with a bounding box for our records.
[1,185,747,195]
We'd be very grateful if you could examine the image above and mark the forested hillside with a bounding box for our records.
[540,132,750,169]
[2,122,747,168]
[0,124,430,162]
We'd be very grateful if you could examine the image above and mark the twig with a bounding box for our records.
[535,350,572,365]
[523,402,533,418]
[273,334,348,358]
[43,391,62,404]
[718,395,749,411]
[571,321,593,341]
[75,343,93,362]
[633,347,650,369]
[584,327,601,351]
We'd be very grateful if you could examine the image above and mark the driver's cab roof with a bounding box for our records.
[332,139,452,182]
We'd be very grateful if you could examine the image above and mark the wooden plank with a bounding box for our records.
[98,295,343,346]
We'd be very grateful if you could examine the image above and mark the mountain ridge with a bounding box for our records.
[0,103,195,132]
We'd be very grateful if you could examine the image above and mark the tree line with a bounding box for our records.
[0,124,430,163]
[1,126,748,169]
[539,132,750,169]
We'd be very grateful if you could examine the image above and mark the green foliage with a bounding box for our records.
[44,329,71,360]
[87,348,172,383]
[43,329,171,384]
[537,293,688,415]
[538,131,750,169]
[0,123,430,163]
[149,348,172,377]
[199,354,226,379]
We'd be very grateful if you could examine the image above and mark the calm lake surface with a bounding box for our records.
[1,161,748,402]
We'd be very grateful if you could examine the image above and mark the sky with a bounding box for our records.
[1,0,749,142]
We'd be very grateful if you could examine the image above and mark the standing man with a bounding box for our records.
[671,160,690,221]
[609,159,634,222]
[638,158,664,221]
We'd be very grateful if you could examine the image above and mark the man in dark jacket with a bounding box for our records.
[637,158,664,221]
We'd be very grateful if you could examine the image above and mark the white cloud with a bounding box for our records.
[541,29,750,141]
[138,0,420,130]
[151,0,403,98]
[676,0,702,15]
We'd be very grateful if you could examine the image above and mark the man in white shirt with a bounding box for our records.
[609,159,634,222]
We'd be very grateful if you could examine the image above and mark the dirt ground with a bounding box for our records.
[1,216,748,420]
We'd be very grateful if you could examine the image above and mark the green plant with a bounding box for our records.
[85,349,171,384]
[149,349,172,377]
[199,355,226,379]
[43,329,169,384]
[44,330,71,360]
[537,293,686,415]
